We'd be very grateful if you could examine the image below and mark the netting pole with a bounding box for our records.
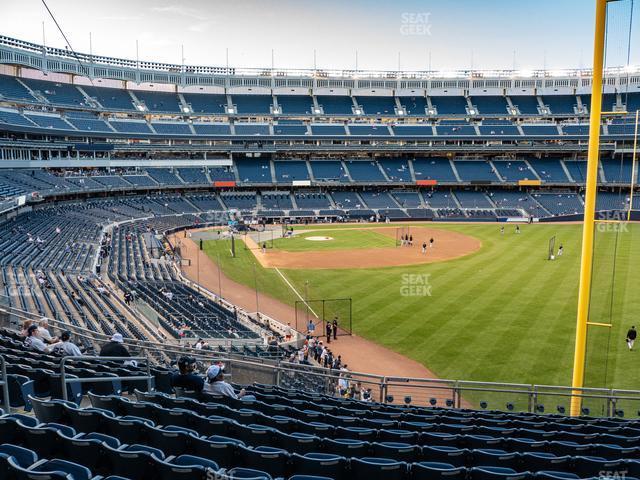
[570,0,607,417]
[628,109,639,220]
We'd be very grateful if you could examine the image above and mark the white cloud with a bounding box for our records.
[150,5,204,20]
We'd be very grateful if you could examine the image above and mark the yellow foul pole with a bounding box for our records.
[570,0,608,417]
[629,109,639,221]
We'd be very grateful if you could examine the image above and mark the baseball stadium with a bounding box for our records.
[0,0,639,478]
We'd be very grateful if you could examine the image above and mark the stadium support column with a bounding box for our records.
[570,0,607,417]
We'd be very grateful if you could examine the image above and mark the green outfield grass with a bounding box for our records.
[203,223,640,398]
[271,228,395,252]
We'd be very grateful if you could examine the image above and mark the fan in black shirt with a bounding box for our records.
[99,333,130,357]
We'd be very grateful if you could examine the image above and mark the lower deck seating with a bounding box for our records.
[8,380,640,480]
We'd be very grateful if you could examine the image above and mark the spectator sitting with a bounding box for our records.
[19,319,33,337]
[24,324,48,352]
[170,356,204,392]
[96,285,110,297]
[37,318,56,344]
[100,333,130,358]
[203,364,252,400]
[50,331,84,357]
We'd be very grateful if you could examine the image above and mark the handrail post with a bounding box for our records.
[0,356,9,413]
[60,357,68,402]
[380,377,387,403]
[454,380,460,409]
[145,352,152,392]
[275,365,282,388]
[608,389,614,417]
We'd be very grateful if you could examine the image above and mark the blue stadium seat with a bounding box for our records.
[377,429,420,443]
[275,431,322,453]
[371,441,420,463]
[288,476,334,480]
[226,467,273,480]
[0,444,38,472]
[6,456,81,480]
[291,452,348,480]
[30,459,94,480]
[101,415,151,445]
[192,436,241,468]
[350,457,407,480]
[154,454,218,480]
[66,406,115,433]
[238,445,290,477]
[547,441,591,457]
[571,456,622,478]
[468,466,529,480]
[146,425,194,456]
[532,473,579,480]
[334,426,377,441]
[519,453,570,472]
[420,431,459,447]
[30,397,69,424]
[101,443,158,478]
[23,424,75,458]
[510,95,540,115]
[421,445,468,467]
[410,462,467,480]
[322,438,369,457]
[470,449,520,469]
[464,434,506,450]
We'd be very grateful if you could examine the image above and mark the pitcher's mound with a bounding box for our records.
[305,236,334,241]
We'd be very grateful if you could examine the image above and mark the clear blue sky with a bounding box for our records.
[0,0,637,71]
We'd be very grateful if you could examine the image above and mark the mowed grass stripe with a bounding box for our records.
[356,227,551,366]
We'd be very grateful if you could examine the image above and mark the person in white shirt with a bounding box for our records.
[37,318,54,343]
[203,364,252,399]
[25,325,48,352]
[338,366,350,395]
[51,331,83,357]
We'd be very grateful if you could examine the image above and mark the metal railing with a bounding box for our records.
[59,355,153,402]
[4,298,640,417]
[0,356,9,413]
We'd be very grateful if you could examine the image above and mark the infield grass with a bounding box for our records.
[272,228,395,252]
